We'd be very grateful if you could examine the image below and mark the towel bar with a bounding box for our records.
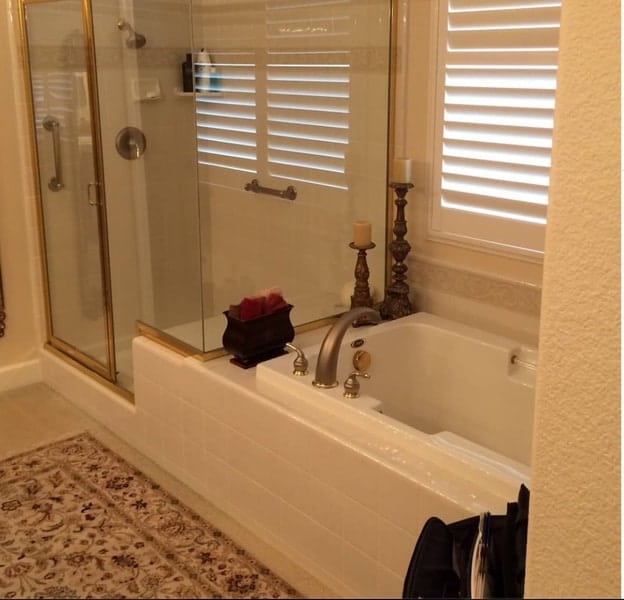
[244,178,297,201]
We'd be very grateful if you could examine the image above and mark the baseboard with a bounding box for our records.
[0,358,42,393]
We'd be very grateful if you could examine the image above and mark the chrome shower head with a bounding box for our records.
[117,19,146,49]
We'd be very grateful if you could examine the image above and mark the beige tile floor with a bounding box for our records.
[0,382,336,599]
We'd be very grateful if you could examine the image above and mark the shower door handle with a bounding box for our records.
[42,116,64,191]
[87,181,101,206]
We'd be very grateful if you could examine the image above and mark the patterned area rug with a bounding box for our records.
[0,433,301,599]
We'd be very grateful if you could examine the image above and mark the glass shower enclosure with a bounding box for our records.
[18,0,392,395]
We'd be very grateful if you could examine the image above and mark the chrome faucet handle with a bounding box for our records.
[285,343,309,376]
[343,370,371,399]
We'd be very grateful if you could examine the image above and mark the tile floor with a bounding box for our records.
[0,382,336,599]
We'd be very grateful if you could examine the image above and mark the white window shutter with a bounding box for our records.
[196,52,258,175]
[267,50,350,190]
[431,0,562,256]
[195,0,352,191]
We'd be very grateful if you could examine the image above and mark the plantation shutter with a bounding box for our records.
[195,0,351,191]
[195,52,258,175]
[431,0,562,256]
[266,49,350,190]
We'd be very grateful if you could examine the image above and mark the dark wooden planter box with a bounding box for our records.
[222,304,295,368]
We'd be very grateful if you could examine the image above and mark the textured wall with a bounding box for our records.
[524,0,621,596]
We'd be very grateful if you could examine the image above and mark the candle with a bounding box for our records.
[392,157,413,183]
[353,220,372,247]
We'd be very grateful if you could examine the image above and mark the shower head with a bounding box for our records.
[117,19,146,49]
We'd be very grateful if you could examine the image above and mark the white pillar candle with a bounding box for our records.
[392,157,413,183]
[353,220,372,246]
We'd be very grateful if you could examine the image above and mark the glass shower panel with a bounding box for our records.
[123,0,204,350]
[193,0,392,352]
[24,0,115,379]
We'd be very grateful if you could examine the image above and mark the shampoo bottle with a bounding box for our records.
[181,53,193,92]
[195,48,219,93]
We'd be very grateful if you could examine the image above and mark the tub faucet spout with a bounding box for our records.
[312,307,380,388]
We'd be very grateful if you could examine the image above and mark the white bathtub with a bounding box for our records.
[44,311,537,597]
[257,312,535,490]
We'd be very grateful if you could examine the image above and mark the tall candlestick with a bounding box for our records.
[379,182,414,320]
[353,220,372,247]
[392,157,413,184]
[348,241,376,324]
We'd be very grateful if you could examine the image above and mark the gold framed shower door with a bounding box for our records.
[18,0,117,384]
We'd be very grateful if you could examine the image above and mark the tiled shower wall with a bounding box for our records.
[131,0,203,332]
[92,0,151,351]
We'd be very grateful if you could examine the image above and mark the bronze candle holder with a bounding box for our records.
[379,182,414,320]
[349,241,376,326]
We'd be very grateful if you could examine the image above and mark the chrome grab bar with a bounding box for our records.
[244,178,297,201]
[42,116,64,191]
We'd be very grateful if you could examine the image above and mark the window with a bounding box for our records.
[266,49,350,190]
[196,51,258,175]
[431,0,562,257]
[195,0,352,192]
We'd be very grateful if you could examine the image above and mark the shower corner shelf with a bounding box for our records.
[132,78,162,102]
[173,87,223,98]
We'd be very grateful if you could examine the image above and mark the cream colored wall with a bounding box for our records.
[524,0,620,596]
[0,2,45,370]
